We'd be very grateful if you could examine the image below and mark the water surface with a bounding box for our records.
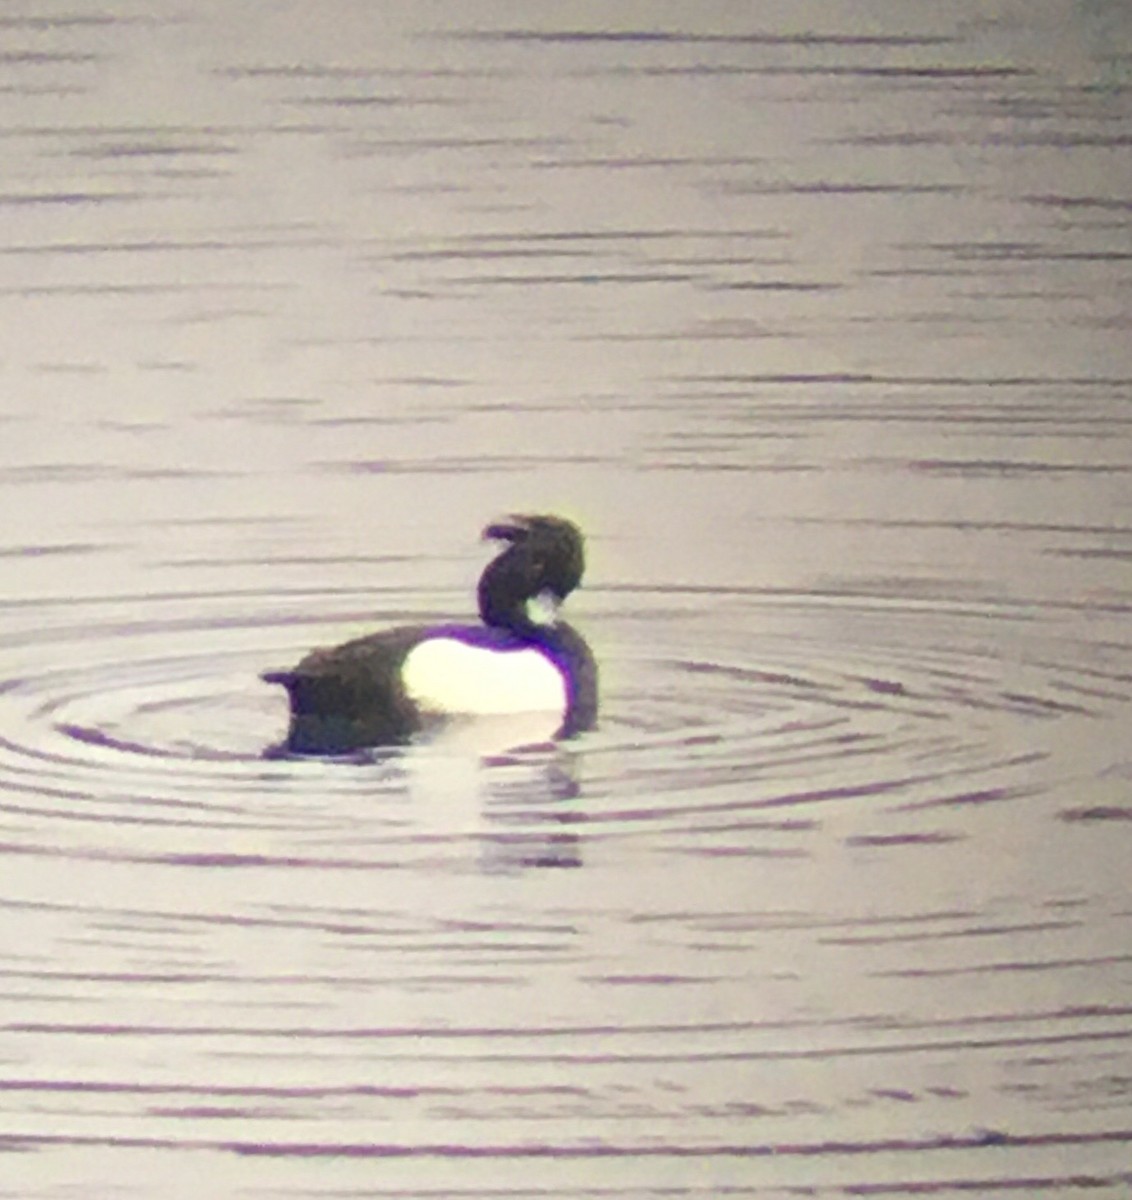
[1,2,1131,1196]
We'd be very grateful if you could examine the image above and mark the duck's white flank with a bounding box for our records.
[402,636,567,716]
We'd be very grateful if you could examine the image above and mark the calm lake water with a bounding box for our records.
[1,2,1131,1196]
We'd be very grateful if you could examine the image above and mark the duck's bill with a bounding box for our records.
[524,588,561,626]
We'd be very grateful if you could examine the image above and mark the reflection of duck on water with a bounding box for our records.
[480,752,586,872]
[264,515,598,755]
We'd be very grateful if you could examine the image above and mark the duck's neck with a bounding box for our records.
[477,546,537,633]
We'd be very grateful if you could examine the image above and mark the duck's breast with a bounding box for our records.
[402,632,567,717]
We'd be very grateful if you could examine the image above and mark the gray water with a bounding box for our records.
[1,2,1131,1196]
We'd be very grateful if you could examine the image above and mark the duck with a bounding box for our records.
[263,514,598,755]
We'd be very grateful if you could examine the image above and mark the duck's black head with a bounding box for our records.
[478,514,586,629]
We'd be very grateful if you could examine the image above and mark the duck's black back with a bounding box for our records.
[263,625,428,754]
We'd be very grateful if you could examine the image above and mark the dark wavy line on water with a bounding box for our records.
[599,69,1029,87]
[0,50,101,65]
[324,453,611,474]
[432,270,699,284]
[985,133,1132,148]
[0,794,268,828]
[0,894,575,935]
[669,371,1132,387]
[7,1024,1132,1065]
[1061,805,1132,822]
[1022,194,1132,211]
[456,31,959,47]
[10,993,1132,1033]
[818,918,1077,944]
[2,125,343,149]
[21,1007,1125,1039]
[392,228,788,245]
[282,94,458,110]
[720,181,962,196]
[877,952,1132,978]
[602,582,1132,619]
[0,969,511,987]
[0,236,340,255]
[0,842,416,871]
[789,516,1132,536]
[4,1127,1131,1161]
[68,140,240,159]
[0,14,128,28]
[0,190,143,207]
[218,64,509,80]
[0,1079,544,1098]
[440,29,956,46]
